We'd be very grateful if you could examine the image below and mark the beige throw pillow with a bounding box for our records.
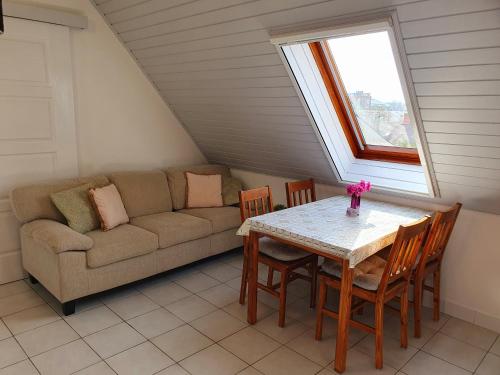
[89,184,129,231]
[185,172,223,208]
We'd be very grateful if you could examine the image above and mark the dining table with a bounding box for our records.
[237,195,429,373]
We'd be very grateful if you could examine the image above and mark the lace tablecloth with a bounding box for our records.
[237,196,429,267]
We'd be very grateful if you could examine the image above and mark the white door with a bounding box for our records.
[0,17,78,283]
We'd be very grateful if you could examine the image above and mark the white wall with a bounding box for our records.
[26,0,206,176]
[231,168,500,333]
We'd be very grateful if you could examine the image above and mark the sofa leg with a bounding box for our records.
[62,301,76,316]
[28,274,39,284]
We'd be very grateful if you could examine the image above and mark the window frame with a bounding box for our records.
[309,39,420,165]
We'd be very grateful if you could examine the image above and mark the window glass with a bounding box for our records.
[327,31,416,148]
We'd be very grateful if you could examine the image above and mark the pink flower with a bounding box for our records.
[346,180,372,196]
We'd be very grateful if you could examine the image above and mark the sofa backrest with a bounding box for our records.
[165,164,231,210]
[10,175,109,224]
[109,170,172,218]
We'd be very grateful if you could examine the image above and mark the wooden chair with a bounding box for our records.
[286,178,316,207]
[239,186,318,327]
[315,216,431,369]
[412,203,462,337]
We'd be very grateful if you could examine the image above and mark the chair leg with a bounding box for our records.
[400,286,409,348]
[375,299,384,369]
[278,270,288,327]
[315,277,327,340]
[433,269,441,321]
[267,266,274,288]
[239,246,249,305]
[309,256,318,308]
[413,278,423,338]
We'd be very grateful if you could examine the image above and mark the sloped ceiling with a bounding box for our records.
[92,0,500,214]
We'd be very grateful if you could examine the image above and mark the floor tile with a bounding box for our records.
[223,301,275,323]
[179,344,247,375]
[237,367,263,374]
[198,284,239,308]
[105,293,159,320]
[491,336,500,356]
[0,337,27,369]
[151,324,213,361]
[156,364,190,375]
[411,306,450,331]
[165,295,218,322]
[285,297,317,327]
[253,346,322,375]
[73,361,116,375]
[422,332,485,372]
[99,288,140,305]
[0,320,12,341]
[441,317,498,350]
[15,319,79,356]
[65,305,122,337]
[31,339,100,375]
[3,304,60,335]
[353,333,418,369]
[0,290,45,317]
[476,353,500,375]
[220,327,281,364]
[127,308,183,339]
[333,349,398,374]
[173,271,220,293]
[402,351,471,375]
[383,312,436,349]
[287,278,313,299]
[254,312,309,344]
[84,322,145,358]
[106,341,173,375]
[0,281,31,299]
[191,309,247,341]
[225,276,242,291]
[287,328,337,366]
[139,282,192,306]
[199,262,242,282]
[0,359,38,375]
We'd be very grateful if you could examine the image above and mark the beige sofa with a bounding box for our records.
[10,164,243,315]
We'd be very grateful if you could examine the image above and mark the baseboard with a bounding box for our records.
[440,298,500,334]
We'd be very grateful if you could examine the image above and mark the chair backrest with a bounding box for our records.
[238,186,274,223]
[416,203,462,274]
[379,216,432,292]
[286,178,316,207]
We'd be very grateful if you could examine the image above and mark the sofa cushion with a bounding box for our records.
[165,164,231,210]
[109,171,172,218]
[51,183,99,234]
[178,206,240,234]
[86,224,158,268]
[10,175,109,224]
[131,212,212,248]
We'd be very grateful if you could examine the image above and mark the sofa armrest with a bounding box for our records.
[21,219,93,254]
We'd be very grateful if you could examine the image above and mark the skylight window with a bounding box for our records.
[308,30,420,164]
[274,16,436,196]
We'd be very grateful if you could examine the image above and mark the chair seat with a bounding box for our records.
[259,237,310,262]
[322,255,386,291]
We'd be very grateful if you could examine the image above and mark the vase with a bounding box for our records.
[346,194,360,216]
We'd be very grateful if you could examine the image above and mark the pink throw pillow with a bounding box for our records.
[185,172,223,208]
[89,184,129,231]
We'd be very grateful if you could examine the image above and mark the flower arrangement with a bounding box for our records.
[346,180,371,216]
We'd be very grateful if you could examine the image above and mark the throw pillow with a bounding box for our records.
[222,176,243,206]
[89,184,129,231]
[50,183,99,234]
[185,172,223,208]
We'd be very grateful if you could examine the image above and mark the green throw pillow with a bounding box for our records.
[222,176,243,206]
[50,183,99,233]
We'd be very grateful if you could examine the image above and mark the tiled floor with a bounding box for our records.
[0,249,499,375]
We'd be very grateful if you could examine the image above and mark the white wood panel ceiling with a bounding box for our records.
[92,0,500,214]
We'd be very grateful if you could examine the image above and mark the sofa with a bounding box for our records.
[9,164,243,315]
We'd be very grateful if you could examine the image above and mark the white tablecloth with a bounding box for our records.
[237,196,429,267]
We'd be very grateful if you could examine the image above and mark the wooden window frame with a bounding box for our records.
[309,41,420,165]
